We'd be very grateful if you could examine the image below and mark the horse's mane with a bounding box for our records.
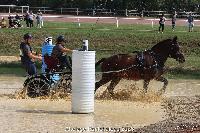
[151,39,172,51]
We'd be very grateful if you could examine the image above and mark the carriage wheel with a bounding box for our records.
[57,73,72,93]
[26,77,50,98]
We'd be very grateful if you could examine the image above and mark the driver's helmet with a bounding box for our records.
[56,35,66,43]
[23,33,32,40]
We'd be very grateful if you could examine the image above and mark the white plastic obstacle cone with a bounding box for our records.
[72,50,95,114]
[152,20,154,28]
[116,18,119,28]
[78,18,80,27]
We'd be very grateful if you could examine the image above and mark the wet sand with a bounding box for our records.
[0,76,200,132]
[0,98,166,132]
[0,75,25,94]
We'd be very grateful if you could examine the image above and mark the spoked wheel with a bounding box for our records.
[26,76,50,98]
[57,73,72,93]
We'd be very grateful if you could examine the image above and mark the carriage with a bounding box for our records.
[23,54,72,98]
[23,36,185,98]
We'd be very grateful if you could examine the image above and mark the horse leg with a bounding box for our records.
[143,80,150,93]
[155,76,168,93]
[107,78,121,95]
[95,76,111,93]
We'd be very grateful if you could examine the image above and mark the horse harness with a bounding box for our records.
[136,50,160,78]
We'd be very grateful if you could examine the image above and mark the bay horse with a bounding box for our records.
[95,36,185,95]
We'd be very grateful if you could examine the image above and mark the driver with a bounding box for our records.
[19,33,42,75]
[51,35,72,71]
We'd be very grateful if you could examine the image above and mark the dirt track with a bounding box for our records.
[1,13,199,26]
[0,56,20,63]
[41,15,200,26]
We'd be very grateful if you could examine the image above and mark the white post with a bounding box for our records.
[72,50,95,114]
[76,8,79,16]
[141,10,144,18]
[152,20,154,28]
[83,40,88,51]
[9,7,10,14]
[78,18,80,27]
[92,9,95,16]
[22,6,23,14]
[125,9,128,16]
[116,17,119,28]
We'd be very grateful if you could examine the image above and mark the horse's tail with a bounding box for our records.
[95,58,106,67]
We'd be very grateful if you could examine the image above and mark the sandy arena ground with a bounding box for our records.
[0,75,200,133]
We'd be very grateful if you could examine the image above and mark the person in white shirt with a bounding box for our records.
[158,14,166,33]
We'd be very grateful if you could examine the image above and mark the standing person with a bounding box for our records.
[29,11,34,28]
[172,13,176,31]
[8,15,14,28]
[188,13,194,32]
[37,9,44,27]
[19,33,42,76]
[15,13,20,20]
[36,12,43,28]
[51,35,72,71]
[158,14,166,33]
[24,10,29,28]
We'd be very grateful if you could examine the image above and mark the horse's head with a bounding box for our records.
[169,36,185,63]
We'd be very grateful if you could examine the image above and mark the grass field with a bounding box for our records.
[0,21,200,79]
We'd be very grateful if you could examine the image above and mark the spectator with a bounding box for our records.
[29,11,35,28]
[158,14,166,33]
[172,13,176,31]
[19,33,42,75]
[15,14,20,20]
[36,12,43,28]
[0,17,7,28]
[24,10,30,28]
[37,9,44,27]
[188,13,194,32]
[8,15,15,28]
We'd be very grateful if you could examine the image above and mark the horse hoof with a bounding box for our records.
[110,93,114,96]
[108,91,114,96]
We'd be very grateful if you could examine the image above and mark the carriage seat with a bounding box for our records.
[44,54,62,72]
